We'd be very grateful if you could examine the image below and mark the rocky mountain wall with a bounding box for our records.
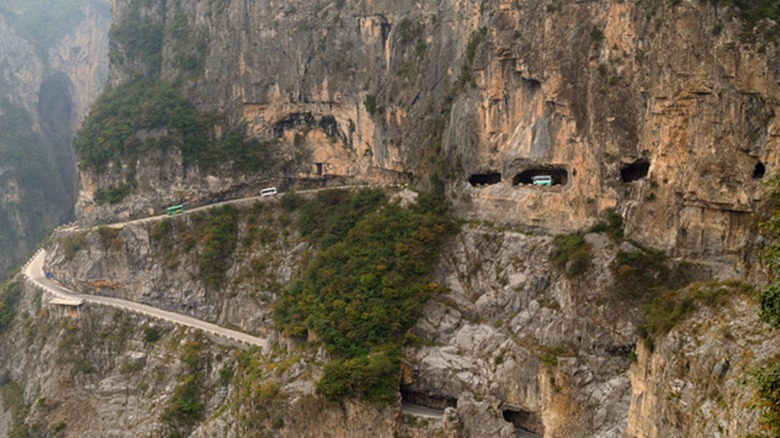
[82,0,780,269]
[0,0,110,277]
[0,280,398,438]
[35,210,777,437]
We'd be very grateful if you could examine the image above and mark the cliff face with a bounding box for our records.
[0,282,398,438]
[18,205,774,437]
[4,0,780,437]
[0,0,110,276]
[626,290,779,438]
[82,0,778,269]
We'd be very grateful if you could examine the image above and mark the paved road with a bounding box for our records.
[23,250,266,349]
[60,184,392,232]
[401,401,446,419]
[400,402,542,437]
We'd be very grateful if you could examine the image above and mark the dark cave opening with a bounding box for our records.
[754,162,766,180]
[400,389,457,410]
[468,172,502,186]
[512,168,568,186]
[620,159,650,182]
[502,408,544,436]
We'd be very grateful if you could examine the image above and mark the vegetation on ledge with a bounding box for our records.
[0,279,22,334]
[275,189,454,401]
[74,79,277,175]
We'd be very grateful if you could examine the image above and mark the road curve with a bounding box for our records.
[23,249,267,349]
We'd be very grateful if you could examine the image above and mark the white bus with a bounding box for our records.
[260,187,278,197]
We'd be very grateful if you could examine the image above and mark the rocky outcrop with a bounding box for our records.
[626,290,779,438]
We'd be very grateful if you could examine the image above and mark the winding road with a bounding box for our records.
[23,249,267,348]
[20,185,548,433]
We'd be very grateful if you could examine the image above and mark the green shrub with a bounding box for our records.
[316,347,400,402]
[759,283,780,328]
[364,94,382,115]
[756,173,780,328]
[219,366,234,384]
[0,279,22,334]
[611,248,691,301]
[97,227,123,251]
[639,281,752,344]
[74,79,208,172]
[750,358,780,437]
[588,209,624,241]
[150,219,173,243]
[455,27,487,89]
[162,374,203,426]
[74,78,278,175]
[590,25,605,48]
[62,232,87,261]
[163,339,206,431]
[709,0,780,40]
[109,0,163,72]
[142,326,161,344]
[0,377,31,438]
[294,189,386,249]
[94,182,135,205]
[551,233,592,278]
[196,206,239,289]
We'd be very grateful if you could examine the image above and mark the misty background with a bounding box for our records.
[0,0,111,280]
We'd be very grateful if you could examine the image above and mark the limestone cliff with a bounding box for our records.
[0,0,110,276]
[80,0,779,271]
[3,0,780,437]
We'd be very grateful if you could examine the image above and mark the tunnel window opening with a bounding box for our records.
[468,172,502,187]
[400,389,457,410]
[315,163,324,176]
[512,168,568,186]
[754,162,766,180]
[502,409,544,436]
[620,159,650,182]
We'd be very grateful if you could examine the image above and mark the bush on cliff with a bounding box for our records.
[275,189,454,401]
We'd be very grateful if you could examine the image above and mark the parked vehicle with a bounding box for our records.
[532,175,553,186]
[260,187,278,197]
[45,272,54,279]
[166,204,185,215]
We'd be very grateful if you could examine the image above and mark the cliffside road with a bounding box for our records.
[23,250,267,349]
[401,401,445,419]
[399,402,542,437]
[61,184,396,232]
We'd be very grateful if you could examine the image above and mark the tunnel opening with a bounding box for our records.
[620,159,650,182]
[754,162,766,180]
[502,408,544,436]
[512,168,568,186]
[400,389,457,410]
[468,172,502,186]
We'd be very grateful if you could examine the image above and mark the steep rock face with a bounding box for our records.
[448,0,778,264]
[402,229,637,438]
[0,282,397,438]
[626,292,779,438]
[85,0,779,270]
[49,199,305,334]
[0,0,110,276]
